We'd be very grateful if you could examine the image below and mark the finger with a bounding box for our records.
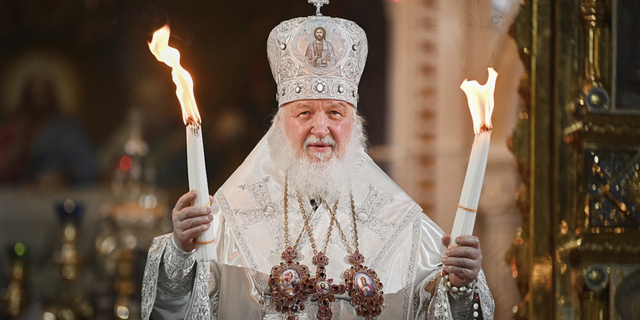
[176,214,213,232]
[441,235,451,247]
[178,223,211,243]
[173,206,210,228]
[453,235,481,249]
[442,256,480,271]
[446,246,482,262]
[174,216,212,241]
[209,195,214,206]
[175,190,198,211]
[178,206,212,220]
[443,265,479,283]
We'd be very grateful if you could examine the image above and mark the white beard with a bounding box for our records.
[266,108,367,202]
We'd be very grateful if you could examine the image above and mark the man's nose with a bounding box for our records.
[310,113,330,137]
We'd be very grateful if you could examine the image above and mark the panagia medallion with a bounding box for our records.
[343,251,384,319]
[268,247,312,319]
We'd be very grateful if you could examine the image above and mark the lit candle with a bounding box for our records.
[450,68,498,246]
[149,25,217,261]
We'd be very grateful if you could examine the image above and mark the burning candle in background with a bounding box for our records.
[148,25,217,261]
[450,67,498,246]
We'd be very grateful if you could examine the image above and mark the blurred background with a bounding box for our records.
[0,0,530,319]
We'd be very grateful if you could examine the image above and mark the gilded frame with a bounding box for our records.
[510,0,640,318]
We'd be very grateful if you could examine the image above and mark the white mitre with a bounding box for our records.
[266,1,368,107]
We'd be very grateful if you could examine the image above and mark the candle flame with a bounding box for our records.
[460,68,498,134]
[148,25,200,125]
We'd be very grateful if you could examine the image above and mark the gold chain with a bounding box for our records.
[324,195,359,255]
[283,180,313,252]
[284,180,290,248]
[322,201,338,254]
[350,193,359,253]
[284,179,359,258]
[295,196,316,253]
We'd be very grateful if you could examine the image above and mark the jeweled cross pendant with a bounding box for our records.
[310,252,345,320]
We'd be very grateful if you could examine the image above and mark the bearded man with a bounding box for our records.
[141,3,494,320]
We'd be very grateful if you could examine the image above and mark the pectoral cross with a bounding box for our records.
[310,252,345,320]
[308,0,330,16]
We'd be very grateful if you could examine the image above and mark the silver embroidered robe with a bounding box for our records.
[141,136,495,319]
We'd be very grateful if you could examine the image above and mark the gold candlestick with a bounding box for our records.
[0,243,30,319]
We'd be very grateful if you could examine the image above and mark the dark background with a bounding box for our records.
[0,0,388,194]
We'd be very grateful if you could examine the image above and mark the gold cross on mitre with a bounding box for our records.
[308,0,329,15]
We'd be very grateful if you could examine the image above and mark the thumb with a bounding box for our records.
[441,235,451,247]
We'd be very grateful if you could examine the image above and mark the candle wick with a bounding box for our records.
[479,125,492,134]
[186,118,200,127]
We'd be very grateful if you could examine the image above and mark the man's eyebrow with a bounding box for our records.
[294,102,313,109]
[327,102,348,109]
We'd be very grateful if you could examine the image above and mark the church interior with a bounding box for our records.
[0,0,638,319]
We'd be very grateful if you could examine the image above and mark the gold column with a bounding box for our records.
[581,0,611,111]
[511,0,640,318]
[510,0,554,318]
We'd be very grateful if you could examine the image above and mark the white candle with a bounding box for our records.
[149,25,217,261]
[186,123,217,261]
[450,130,491,243]
[450,68,498,246]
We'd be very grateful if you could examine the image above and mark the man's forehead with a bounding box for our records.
[289,100,353,109]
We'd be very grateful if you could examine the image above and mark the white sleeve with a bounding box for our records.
[151,235,197,318]
[150,289,192,320]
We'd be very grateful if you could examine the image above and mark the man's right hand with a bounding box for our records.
[172,190,214,252]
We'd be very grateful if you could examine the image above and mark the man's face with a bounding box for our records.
[282,99,354,163]
[314,28,325,41]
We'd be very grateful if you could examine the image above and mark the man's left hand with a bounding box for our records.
[441,235,482,287]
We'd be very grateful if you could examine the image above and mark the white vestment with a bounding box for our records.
[141,136,495,319]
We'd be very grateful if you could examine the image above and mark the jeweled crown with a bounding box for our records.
[267,3,368,107]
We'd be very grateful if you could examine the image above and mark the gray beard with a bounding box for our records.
[266,108,367,202]
[286,151,350,202]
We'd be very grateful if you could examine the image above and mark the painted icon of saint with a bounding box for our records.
[305,27,335,68]
[356,273,375,297]
[317,280,330,295]
[280,269,301,296]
